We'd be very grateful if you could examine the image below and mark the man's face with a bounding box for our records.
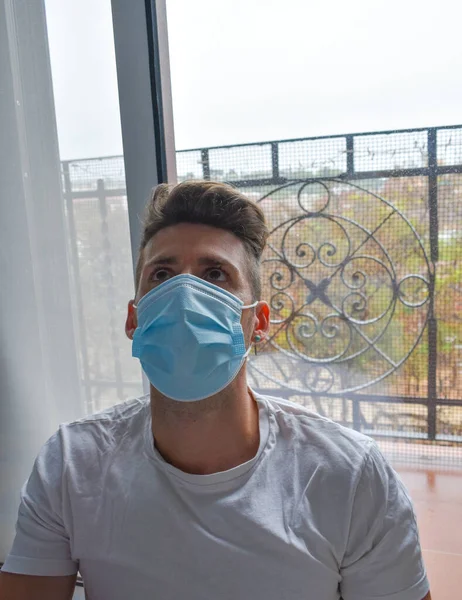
[126,222,269,344]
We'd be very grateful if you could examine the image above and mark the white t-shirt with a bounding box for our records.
[2,393,429,600]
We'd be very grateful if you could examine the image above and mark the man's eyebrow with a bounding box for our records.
[197,256,236,269]
[144,255,178,267]
[144,255,239,270]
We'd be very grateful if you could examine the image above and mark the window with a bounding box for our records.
[165,2,462,596]
[46,0,144,413]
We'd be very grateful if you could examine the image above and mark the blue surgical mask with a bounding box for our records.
[132,274,257,401]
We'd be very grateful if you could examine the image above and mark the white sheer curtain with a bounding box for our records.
[0,0,83,560]
[0,0,142,563]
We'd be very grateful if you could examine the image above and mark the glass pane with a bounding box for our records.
[165,0,462,485]
[166,0,462,147]
[46,0,143,413]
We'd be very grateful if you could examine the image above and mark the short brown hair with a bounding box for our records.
[135,180,268,299]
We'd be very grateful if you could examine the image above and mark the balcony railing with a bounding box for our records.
[61,125,462,448]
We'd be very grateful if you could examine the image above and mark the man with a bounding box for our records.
[0,181,431,599]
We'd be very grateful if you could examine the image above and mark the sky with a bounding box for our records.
[45,0,462,160]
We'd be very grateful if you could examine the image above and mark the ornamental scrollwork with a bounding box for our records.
[248,179,432,395]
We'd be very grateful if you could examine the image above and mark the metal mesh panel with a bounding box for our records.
[437,174,462,406]
[279,137,347,178]
[176,150,203,181]
[208,144,273,182]
[66,156,126,191]
[354,131,428,171]
[438,127,462,166]
[438,406,462,442]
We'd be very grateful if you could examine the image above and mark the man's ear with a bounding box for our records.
[125,300,138,340]
[253,301,270,343]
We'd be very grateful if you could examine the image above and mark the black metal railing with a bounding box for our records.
[177,125,462,186]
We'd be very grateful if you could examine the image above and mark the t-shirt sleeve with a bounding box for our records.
[340,442,430,600]
[1,430,79,576]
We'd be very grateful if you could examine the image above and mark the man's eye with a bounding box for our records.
[206,268,227,282]
[151,269,171,282]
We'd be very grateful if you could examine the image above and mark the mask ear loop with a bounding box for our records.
[242,300,258,310]
[241,300,260,357]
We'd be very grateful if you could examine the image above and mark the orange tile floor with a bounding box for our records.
[398,469,462,600]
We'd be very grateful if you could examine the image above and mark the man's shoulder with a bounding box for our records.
[65,394,150,429]
[52,395,150,458]
[258,392,375,470]
[257,394,396,555]
[21,396,150,510]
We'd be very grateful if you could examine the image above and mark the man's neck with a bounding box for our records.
[149,378,260,475]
